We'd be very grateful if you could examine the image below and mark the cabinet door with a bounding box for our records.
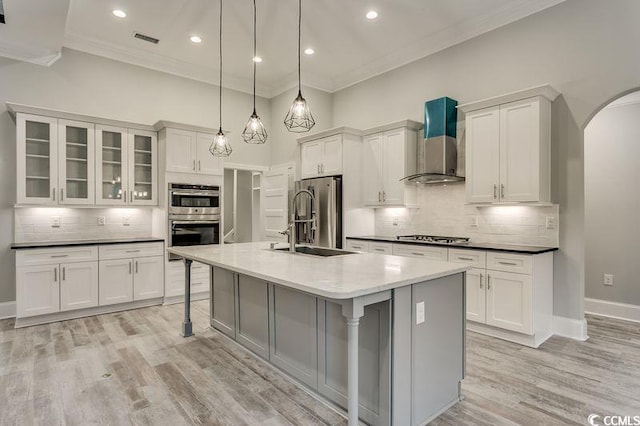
[60,261,99,311]
[486,270,532,334]
[465,268,486,323]
[321,135,342,176]
[58,120,95,205]
[16,265,60,317]
[362,134,384,206]
[317,300,391,426]
[133,256,164,301]
[128,130,157,205]
[96,125,129,205]
[346,240,369,253]
[381,129,405,205]
[236,275,270,359]
[196,133,224,175]
[16,114,58,205]
[499,98,541,202]
[99,259,133,306]
[212,267,236,338]
[300,141,322,179]
[269,285,318,388]
[465,107,500,203]
[165,128,197,173]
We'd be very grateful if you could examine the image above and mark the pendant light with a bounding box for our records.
[284,0,315,133]
[210,0,232,157]
[242,0,268,144]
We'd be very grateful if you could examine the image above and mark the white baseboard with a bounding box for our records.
[553,315,589,341]
[585,298,640,323]
[0,301,16,320]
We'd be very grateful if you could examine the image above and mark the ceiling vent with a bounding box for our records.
[134,32,159,44]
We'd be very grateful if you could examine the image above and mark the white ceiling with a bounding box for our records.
[2,0,566,98]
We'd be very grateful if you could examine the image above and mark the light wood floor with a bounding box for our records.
[1,301,639,425]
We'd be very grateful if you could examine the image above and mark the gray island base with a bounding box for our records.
[167,243,469,426]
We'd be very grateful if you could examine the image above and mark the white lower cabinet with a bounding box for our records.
[485,270,532,334]
[60,261,99,311]
[134,256,164,300]
[464,267,486,323]
[16,264,60,318]
[99,258,134,306]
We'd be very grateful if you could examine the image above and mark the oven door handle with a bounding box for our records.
[171,220,220,225]
[170,191,220,197]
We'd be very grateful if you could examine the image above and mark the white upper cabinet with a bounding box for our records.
[58,119,95,205]
[128,129,158,205]
[300,135,342,179]
[163,127,223,175]
[461,85,558,204]
[362,122,419,207]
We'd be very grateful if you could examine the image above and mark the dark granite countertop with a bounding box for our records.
[346,236,558,255]
[11,237,165,250]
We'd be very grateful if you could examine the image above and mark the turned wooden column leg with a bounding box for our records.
[347,317,360,426]
[181,258,193,337]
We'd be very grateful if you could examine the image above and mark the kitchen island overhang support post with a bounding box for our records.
[182,258,194,337]
[340,297,365,426]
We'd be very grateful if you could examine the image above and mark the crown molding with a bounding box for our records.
[0,39,62,66]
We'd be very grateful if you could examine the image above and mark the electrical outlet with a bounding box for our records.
[470,216,479,227]
[122,216,130,226]
[393,216,399,226]
[416,301,425,325]
[604,274,613,286]
[97,216,106,226]
[51,216,60,228]
[545,216,555,229]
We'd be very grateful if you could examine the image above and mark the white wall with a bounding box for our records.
[0,47,271,303]
[330,0,640,321]
[584,97,640,306]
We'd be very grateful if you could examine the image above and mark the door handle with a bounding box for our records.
[50,254,69,258]
[129,261,132,275]
[493,184,497,199]
[62,266,65,281]
[130,190,133,203]
[501,184,505,199]
[458,257,474,261]
[498,261,518,266]
[135,261,138,274]
[54,267,57,282]
[198,160,201,171]
[487,274,491,290]
[378,192,382,202]
[126,249,141,253]
[317,164,320,174]
[193,160,196,171]
[411,252,425,256]
[60,188,64,201]
[52,188,56,201]
[123,190,127,203]
[479,273,483,288]
[383,191,386,202]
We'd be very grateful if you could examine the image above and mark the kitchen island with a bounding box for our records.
[167,242,469,426]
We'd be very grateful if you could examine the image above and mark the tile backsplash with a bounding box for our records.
[14,207,154,242]
[375,184,559,247]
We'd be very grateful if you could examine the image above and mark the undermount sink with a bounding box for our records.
[274,246,356,257]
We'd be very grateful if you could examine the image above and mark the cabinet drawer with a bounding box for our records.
[16,246,98,266]
[369,242,393,254]
[392,244,447,260]
[346,240,369,252]
[99,242,163,260]
[448,249,486,268]
[487,252,532,274]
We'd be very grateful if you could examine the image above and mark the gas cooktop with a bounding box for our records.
[396,235,470,244]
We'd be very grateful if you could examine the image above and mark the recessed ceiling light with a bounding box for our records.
[304,48,314,55]
[366,10,378,20]
[112,9,127,18]
[190,35,202,44]
[253,56,262,63]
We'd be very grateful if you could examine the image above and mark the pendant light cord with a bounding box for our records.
[219,0,223,131]
[253,0,257,112]
[297,0,301,93]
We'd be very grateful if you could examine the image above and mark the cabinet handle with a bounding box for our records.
[479,273,483,288]
[135,261,138,274]
[493,184,497,199]
[129,261,132,275]
[193,160,196,171]
[498,261,518,266]
[54,267,57,282]
[130,190,133,202]
[62,267,65,281]
[501,184,505,199]
[378,192,382,202]
[50,254,69,258]
[60,188,64,201]
[374,248,385,252]
[411,252,425,256]
[458,257,474,261]
[126,249,141,253]
[198,160,201,171]
[52,188,56,201]
[321,164,324,173]
[317,164,320,174]
[487,274,491,290]
[123,190,127,203]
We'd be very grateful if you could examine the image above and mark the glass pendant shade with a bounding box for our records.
[209,129,232,156]
[284,91,315,133]
[242,110,268,144]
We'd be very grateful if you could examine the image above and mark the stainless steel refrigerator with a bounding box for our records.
[294,176,342,249]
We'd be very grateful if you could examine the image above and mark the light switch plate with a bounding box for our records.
[604,274,613,286]
[122,216,130,226]
[545,216,555,229]
[97,216,106,226]
[416,301,425,325]
[51,216,60,228]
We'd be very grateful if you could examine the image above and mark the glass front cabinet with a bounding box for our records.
[16,112,157,206]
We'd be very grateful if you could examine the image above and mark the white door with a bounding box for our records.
[499,98,541,202]
[321,136,342,176]
[486,270,532,334]
[300,141,322,179]
[16,264,60,317]
[128,129,157,206]
[165,128,197,173]
[17,114,59,205]
[133,256,164,301]
[465,107,500,203]
[196,133,224,175]
[99,259,134,306]
[382,129,406,205]
[465,268,486,323]
[263,166,292,241]
[60,261,99,311]
[362,134,384,206]
[96,125,129,205]
[58,120,95,205]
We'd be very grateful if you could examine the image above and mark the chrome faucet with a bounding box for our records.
[281,189,317,253]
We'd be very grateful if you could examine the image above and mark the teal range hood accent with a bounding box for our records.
[402,96,464,184]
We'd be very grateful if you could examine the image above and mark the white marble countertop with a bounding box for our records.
[167,242,469,300]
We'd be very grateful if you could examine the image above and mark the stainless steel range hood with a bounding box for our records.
[402,96,464,184]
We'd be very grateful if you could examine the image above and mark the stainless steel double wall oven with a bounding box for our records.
[168,183,221,260]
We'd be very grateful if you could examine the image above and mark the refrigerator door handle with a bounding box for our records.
[327,179,336,248]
